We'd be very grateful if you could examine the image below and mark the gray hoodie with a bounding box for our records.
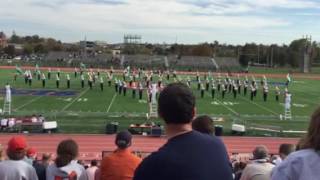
[0,159,38,180]
[46,160,88,180]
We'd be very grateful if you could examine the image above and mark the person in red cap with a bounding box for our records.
[0,136,38,180]
[24,147,37,165]
[26,147,48,180]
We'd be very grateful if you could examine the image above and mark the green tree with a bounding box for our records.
[23,44,34,55]
[4,45,15,57]
[288,39,306,67]
[10,34,22,44]
[192,43,213,56]
[34,43,47,53]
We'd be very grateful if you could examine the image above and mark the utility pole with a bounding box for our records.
[257,45,260,64]
[270,46,274,67]
[302,35,312,73]
[237,47,241,60]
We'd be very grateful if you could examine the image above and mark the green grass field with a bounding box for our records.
[0,68,319,136]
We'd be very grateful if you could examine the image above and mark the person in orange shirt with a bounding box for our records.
[100,131,142,180]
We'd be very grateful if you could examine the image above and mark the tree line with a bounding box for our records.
[1,33,319,68]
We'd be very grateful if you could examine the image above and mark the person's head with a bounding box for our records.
[192,115,214,135]
[252,145,269,160]
[239,161,247,170]
[42,153,52,164]
[26,147,37,159]
[55,139,78,168]
[279,144,296,160]
[115,131,132,149]
[91,160,98,167]
[301,107,320,151]
[158,83,196,124]
[6,136,27,160]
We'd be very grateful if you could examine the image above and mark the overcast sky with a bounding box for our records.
[1,0,320,44]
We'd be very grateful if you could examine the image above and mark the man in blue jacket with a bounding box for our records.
[134,83,233,180]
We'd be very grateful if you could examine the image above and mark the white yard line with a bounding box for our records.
[204,91,239,116]
[61,88,89,111]
[239,96,278,116]
[15,96,43,110]
[106,93,117,113]
[216,99,239,116]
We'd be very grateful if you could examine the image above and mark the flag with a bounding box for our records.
[286,73,291,82]
[80,63,86,71]
[252,75,256,81]
[35,64,41,74]
[263,75,267,82]
[15,65,23,75]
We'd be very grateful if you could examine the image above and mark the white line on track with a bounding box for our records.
[61,88,89,111]
[15,96,43,110]
[106,93,117,113]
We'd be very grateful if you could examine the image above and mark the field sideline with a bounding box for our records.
[0,66,319,136]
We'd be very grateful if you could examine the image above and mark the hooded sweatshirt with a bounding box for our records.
[0,159,38,180]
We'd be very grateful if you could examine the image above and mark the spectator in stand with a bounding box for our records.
[278,144,296,162]
[134,83,233,180]
[42,153,53,168]
[192,115,214,135]
[272,107,320,180]
[25,147,37,165]
[234,162,247,180]
[27,147,37,159]
[26,147,47,180]
[95,168,101,180]
[86,160,98,180]
[100,131,142,180]
[270,155,282,166]
[240,145,274,180]
[295,138,304,151]
[46,139,88,180]
[0,136,38,180]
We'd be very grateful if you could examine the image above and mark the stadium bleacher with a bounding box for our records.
[40,52,240,71]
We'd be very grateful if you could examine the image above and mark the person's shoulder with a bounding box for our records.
[128,153,142,163]
[133,152,163,180]
[46,163,58,172]
[10,159,34,167]
[71,161,86,171]
[141,150,163,165]
[274,150,310,172]
[271,150,311,180]
[195,132,225,146]
[285,149,316,162]
[101,152,119,163]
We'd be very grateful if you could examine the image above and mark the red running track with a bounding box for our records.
[0,134,298,160]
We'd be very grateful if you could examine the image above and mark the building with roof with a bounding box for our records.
[0,32,8,48]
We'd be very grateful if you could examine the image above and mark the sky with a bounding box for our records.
[0,0,320,45]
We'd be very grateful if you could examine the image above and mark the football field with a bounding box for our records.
[0,67,319,136]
